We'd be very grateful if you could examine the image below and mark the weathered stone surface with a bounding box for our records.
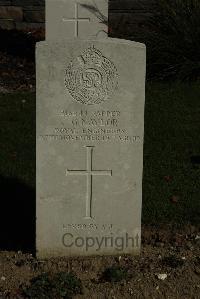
[0,18,15,29]
[16,21,44,30]
[0,6,23,21]
[46,0,108,40]
[36,38,146,257]
[24,9,45,22]
[12,0,44,6]
[0,1,11,5]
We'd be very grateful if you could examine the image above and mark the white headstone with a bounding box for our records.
[36,39,146,257]
[46,0,108,39]
[36,0,146,258]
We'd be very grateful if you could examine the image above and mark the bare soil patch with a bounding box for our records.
[0,226,199,299]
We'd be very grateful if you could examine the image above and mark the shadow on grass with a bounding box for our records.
[0,175,35,253]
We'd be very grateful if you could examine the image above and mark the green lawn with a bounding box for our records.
[143,82,200,225]
[0,83,199,226]
[0,92,35,187]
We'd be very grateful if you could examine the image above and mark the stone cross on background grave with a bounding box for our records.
[62,2,91,38]
[46,0,108,39]
[36,0,146,257]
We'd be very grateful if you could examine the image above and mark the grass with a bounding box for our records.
[0,83,199,226]
[143,82,200,225]
[0,92,35,187]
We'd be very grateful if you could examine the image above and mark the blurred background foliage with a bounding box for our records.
[146,0,200,81]
[110,0,200,81]
[0,0,199,81]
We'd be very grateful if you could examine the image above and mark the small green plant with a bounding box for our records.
[53,272,83,299]
[101,266,128,283]
[22,272,83,299]
[22,273,53,299]
[80,0,108,25]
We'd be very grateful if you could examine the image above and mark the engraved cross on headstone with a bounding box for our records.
[62,2,90,37]
[66,146,112,219]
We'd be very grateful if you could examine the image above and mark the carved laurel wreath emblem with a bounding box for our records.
[65,46,118,105]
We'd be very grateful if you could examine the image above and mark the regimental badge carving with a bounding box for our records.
[65,46,118,105]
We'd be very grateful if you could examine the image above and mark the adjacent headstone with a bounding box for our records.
[46,0,108,39]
